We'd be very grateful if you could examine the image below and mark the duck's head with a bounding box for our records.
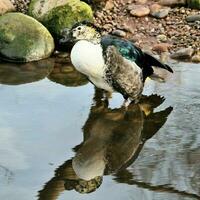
[59,21,102,45]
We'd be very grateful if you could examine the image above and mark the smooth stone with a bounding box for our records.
[0,0,15,14]
[192,53,200,63]
[150,4,170,18]
[152,43,170,53]
[171,47,194,59]
[105,1,114,10]
[42,1,93,39]
[135,0,147,4]
[28,0,78,21]
[186,14,200,22]
[112,29,126,37]
[0,13,54,62]
[130,5,150,17]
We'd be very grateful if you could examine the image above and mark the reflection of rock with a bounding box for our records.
[0,58,54,85]
[48,56,88,87]
[0,13,54,62]
[37,90,172,199]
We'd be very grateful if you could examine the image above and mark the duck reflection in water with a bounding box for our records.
[38,89,173,199]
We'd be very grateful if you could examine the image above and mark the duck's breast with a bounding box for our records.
[71,40,105,77]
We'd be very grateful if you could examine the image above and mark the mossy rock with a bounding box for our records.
[0,12,54,62]
[29,0,79,21]
[29,0,93,39]
[187,0,200,9]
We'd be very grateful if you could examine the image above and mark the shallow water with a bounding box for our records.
[0,58,200,200]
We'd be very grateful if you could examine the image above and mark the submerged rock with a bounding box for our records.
[0,0,15,15]
[0,13,54,62]
[0,58,54,85]
[29,0,93,39]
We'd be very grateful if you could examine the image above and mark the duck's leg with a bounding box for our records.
[122,98,131,109]
[104,91,112,100]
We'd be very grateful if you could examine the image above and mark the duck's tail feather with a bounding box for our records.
[144,53,173,73]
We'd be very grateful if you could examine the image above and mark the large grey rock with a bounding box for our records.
[0,12,54,62]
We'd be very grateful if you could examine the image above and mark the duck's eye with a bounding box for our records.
[77,27,82,31]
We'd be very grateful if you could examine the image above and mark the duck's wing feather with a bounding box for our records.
[101,35,173,79]
[105,45,144,100]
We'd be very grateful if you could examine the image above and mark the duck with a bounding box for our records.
[60,21,173,104]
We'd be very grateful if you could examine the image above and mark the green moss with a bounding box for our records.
[187,0,200,9]
[28,0,81,21]
[42,1,93,38]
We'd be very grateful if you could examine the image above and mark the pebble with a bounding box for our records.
[112,29,126,37]
[171,47,194,59]
[135,0,147,4]
[130,5,150,17]
[186,14,200,22]
[157,34,168,42]
[105,1,114,10]
[10,0,30,13]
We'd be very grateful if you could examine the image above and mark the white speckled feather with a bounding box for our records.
[71,40,113,91]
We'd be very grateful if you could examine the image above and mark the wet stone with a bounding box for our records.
[171,47,194,59]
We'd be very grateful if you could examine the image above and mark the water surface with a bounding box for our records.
[0,58,200,200]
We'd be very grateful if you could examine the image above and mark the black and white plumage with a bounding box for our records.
[60,21,173,103]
